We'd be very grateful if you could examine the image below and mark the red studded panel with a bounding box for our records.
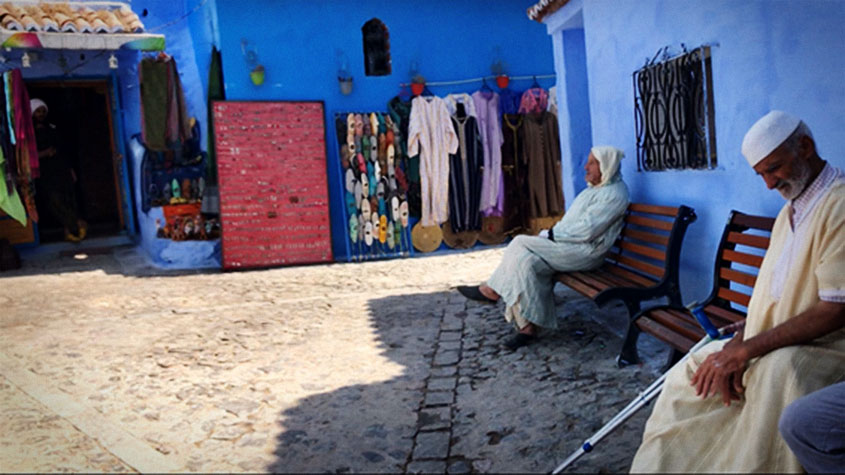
[213,101,333,270]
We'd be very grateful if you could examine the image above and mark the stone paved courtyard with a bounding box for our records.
[0,241,669,473]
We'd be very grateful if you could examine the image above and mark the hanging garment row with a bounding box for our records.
[389,82,562,251]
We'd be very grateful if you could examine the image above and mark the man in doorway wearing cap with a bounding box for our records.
[456,146,629,350]
[631,111,844,472]
[31,98,86,242]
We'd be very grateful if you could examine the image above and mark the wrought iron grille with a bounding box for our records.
[633,46,717,171]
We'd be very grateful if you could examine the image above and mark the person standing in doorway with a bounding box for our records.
[31,98,86,242]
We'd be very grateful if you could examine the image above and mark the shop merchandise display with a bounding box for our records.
[336,111,411,260]
[138,119,220,242]
[334,80,561,259]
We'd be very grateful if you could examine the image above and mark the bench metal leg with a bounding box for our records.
[617,323,641,367]
[662,348,685,373]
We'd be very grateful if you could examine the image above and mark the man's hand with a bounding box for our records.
[690,338,750,406]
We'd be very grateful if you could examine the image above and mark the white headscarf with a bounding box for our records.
[30,98,47,114]
[589,145,625,187]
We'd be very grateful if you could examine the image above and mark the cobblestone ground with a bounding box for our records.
[0,243,668,473]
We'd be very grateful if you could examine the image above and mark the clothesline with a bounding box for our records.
[399,74,555,87]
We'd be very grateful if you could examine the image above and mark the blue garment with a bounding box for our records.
[779,381,845,473]
[498,88,522,116]
[486,173,629,329]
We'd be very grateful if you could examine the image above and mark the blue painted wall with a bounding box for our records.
[214,0,555,260]
[118,0,219,268]
[547,0,845,302]
[560,28,592,199]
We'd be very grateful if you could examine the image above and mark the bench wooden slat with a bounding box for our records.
[727,231,770,250]
[606,252,665,279]
[648,309,705,341]
[702,304,745,325]
[636,316,698,352]
[723,249,764,267]
[732,213,776,231]
[618,240,666,261]
[719,267,758,288]
[591,267,646,288]
[622,228,670,246]
[603,264,659,287]
[556,274,600,298]
[626,215,674,232]
[629,203,679,217]
[567,270,616,291]
[717,287,752,307]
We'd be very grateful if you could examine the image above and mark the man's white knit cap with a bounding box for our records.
[741,110,801,167]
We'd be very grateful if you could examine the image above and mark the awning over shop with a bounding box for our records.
[0,1,164,51]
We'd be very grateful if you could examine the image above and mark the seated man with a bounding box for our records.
[631,111,845,472]
[457,146,629,350]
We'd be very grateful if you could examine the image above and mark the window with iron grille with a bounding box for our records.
[362,18,391,76]
[633,45,717,171]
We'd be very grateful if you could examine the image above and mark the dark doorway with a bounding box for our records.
[27,80,124,243]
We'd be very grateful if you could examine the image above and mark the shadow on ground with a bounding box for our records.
[268,288,668,473]
[1,238,220,278]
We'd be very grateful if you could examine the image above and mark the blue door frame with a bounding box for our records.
[24,74,137,240]
[109,71,136,237]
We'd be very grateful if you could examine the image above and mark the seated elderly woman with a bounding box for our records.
[457,146,630,350]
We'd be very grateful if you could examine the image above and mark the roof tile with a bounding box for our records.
[0,2,145,34]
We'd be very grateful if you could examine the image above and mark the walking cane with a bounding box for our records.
[550,304,739,474]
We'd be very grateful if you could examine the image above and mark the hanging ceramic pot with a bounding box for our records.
[496,74,509,89]
[250,65,265,86]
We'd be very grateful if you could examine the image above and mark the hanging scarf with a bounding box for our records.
[5,69,38,221]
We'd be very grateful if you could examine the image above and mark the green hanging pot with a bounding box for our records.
[250,65,265,86]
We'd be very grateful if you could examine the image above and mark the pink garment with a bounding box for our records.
[11,69,39,179]
[472,90,504,216]
[518,88,549,115]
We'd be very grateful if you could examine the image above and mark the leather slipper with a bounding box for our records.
[456,285,497,304]
[503,333,537,351]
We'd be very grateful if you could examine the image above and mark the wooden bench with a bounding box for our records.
[555,203,697,364]
[629,210,776,368]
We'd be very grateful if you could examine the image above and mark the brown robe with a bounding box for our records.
[501,114,529,234]
[522,111,563,218]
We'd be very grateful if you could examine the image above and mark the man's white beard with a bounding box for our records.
[776,160,812,200]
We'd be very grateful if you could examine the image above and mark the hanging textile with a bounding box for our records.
[444,93,477,118]
[518,87,549,115]
[5,70,38,222]
[501,113,528,234]
[206,46,224,185]
[547,85,558,116]
[447,112,483,233]
[0,143,25,225]
[407,95,458,227]
[499,88,523,116]
[140,54,192,151]
[388,95,420,217]
[0,74,16,190]
[471,90,504,216]
[523,111,563,218]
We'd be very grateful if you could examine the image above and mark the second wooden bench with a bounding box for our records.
[555,203,697,365]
